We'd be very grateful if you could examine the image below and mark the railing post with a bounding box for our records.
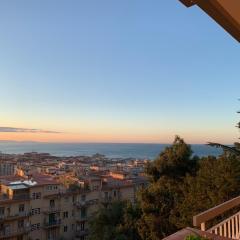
[201,222,206,231]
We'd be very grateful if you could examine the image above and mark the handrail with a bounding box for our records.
[193,196,240,230]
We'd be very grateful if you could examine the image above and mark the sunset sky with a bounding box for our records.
[0,0,239,144]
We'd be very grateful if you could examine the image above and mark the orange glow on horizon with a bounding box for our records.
[0,131,235,144]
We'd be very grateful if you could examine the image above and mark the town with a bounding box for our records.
[0,152,148,240]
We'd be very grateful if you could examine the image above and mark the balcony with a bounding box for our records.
[43,219,61,229]
[0,211,30,222]
[193,196,240,239]
[12,194,30,201]
[0,227,30,239]
[76,229,89,237]
[74,199,98,208]
[101,196,112,204]
[42,206,61,214]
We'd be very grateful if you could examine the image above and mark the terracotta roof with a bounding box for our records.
[0,173,59,187]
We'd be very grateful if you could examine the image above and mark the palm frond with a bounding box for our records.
[207,142,240,156]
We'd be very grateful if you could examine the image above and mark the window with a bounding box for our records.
[81,194,86,201]
[0,207,4,216]
[31,223,40,231]
[50,199,55,208]
[104,192,108,200]
[19,204,25,212]
[80,236,85,240]
[63,211,68,218]
[31,208,40,215]
[80,222,85,231]
[113,190,117,197]
[81,208,86,218]
[32,192,41,200]
[72,224,75,230]
[63,225,68,232]
[18,220,24,228]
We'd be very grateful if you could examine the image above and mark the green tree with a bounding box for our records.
[174,153,240,228]
[89,201,141,240]
[138,136,197,239]
[145,136,198,182]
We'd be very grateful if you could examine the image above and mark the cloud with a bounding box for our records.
[0,127,61,134]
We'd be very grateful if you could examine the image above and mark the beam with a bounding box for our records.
[179,0,197,7]
[178,0,240,42]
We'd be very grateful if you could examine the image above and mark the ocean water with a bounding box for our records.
[0,142,222,159]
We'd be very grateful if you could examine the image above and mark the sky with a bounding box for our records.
[0,0,239,144]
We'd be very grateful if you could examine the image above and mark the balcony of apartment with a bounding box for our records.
[0,227,30,239]
[75,214,88,222]
[75,229,89,237]
[12,193,30,201]
[74,199,98,208]
[43,219,61,229]
[42,206,61,214]
[0,211,30,222]
[101,195,113,205]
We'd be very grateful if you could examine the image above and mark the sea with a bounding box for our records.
[0,142,223,160]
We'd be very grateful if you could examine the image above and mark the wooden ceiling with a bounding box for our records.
[179,0,240,42]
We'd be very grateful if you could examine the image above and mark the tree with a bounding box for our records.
[173,153,240,228]
[89,201,141,240]
[89,134,240,240]
[138,136,197,239]
[145,136,198,182]
[208,105,240,156]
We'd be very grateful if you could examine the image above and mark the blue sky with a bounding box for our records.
[0,0,239,143]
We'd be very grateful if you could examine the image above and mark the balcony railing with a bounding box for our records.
[12,194,30,201]
[0,211,30,221]
[43,219,61,228]
[42,206,61,214]
[193,196,240,239]
[76,229,89,237]
[0,227,30,239]
[74,199,98,208]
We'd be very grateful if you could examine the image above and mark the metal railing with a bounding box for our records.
[0,211,30,221]
[43,219,61,228]
[42,206,61,213]
[74,199,98,208]
[0,227,30,239]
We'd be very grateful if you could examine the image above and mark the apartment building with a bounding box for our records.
[0,162,16,176]
[0,170,147,240]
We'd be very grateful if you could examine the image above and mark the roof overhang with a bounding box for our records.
[179,0,240,42]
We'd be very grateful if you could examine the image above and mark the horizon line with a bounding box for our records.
[0,139,232,145]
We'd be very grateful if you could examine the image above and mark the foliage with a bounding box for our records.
[208,105,240,156]
[138,136,197,239]
[173,153,240,228]
[185,235,210,240]
[145,136,198,182]
[89,133,240,240]
[88,201,142,240]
